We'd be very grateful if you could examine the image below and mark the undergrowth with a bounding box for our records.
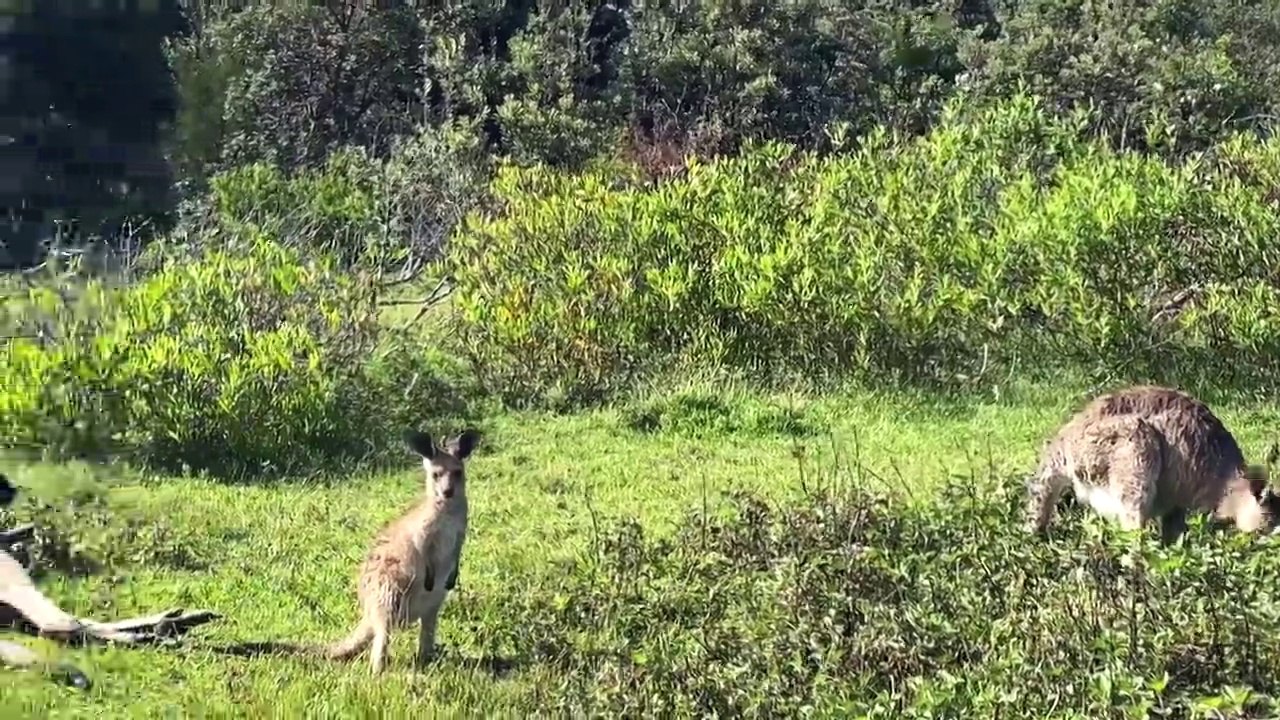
[451,93,1280,407]
[0,241,476,480]
[0,467,208,579]
[619,385,820,438]
[458,477,1280,718]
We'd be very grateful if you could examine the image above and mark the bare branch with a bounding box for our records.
[395,277,454,331]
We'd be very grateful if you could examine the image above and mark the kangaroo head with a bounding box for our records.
[404,429,482,503]
[1242,464,1280,534]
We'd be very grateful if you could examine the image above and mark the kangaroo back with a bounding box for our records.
[1079,385,1249,512]
[1028,385,1279,541]
[1026,413,1164,532]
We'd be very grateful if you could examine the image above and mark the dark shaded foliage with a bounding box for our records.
[15,0,1280,263]
[2,1,188,267]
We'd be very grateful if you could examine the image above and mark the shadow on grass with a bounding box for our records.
[208,640,524,679]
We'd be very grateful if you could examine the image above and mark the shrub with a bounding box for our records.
[458,476,1280,716]
[0,240,468,478]
[165,4,424,182]
[0,466,205,577]
[450,93,1280,406]
[959,0,1277,156]
[160,0,1280,248]
[621,0,880,154]
[194,122,490,273]
[204,149,381,269]
[492,4,629,168]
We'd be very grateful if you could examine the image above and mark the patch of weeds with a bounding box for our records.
[740,403,817,437]
[0,485,208,578]
[458,475,1280,717]
[620,389,819,438]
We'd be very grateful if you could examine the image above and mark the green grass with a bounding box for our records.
[3,381,1280,716]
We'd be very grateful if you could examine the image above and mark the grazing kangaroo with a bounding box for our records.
[325,428,481,673]
[1024,385,1280,544]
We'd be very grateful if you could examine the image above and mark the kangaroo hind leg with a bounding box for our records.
[1159,507,1188,546]
[1109,418,1163,534]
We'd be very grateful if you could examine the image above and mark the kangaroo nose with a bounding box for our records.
[442,486,454,498]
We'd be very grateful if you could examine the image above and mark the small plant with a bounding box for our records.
[619,387,818,438]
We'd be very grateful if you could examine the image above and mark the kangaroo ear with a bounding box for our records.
[404,430,438,459]
[1267,441,1280,468]
[445,429,482,460]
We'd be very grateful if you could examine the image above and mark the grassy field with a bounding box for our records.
[3,381,1280,717]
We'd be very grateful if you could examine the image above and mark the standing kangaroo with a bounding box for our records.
[1024,385,1280,544]
[325,428,481,673]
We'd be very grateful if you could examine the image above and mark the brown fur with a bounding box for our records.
[1025,385,1280,544]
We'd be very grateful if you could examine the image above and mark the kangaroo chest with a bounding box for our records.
[413,514,467,595]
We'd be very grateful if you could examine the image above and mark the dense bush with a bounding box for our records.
[167,1,893,178]
[459,477,1280,716]
[0,241,468,478]
[957,0,1276,156]
[21,0,1280,261]
[5,0,187,266]
[165,3,424,184]
[191,121,489,272]
[450,94,1280,406]
[166,0,1280,190]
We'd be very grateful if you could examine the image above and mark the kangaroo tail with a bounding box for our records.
[212,622,374,662]
[324,621,374,662]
